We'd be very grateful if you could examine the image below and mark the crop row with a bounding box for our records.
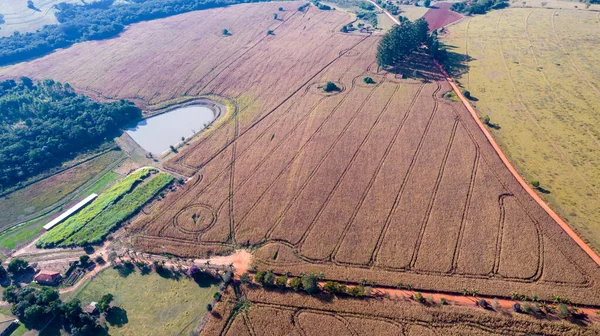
[36,168,154,248]
[59,172,174,246]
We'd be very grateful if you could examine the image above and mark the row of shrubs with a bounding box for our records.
[242,270,592,320]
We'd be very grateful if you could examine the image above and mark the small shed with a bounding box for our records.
[84,302,98,315]
[33,270,61,285]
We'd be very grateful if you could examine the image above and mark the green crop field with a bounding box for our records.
[62,172,174,246]
[443,8,600,253]
[71,268,218,336]
[0,150,123,230]
[36,168,158,248]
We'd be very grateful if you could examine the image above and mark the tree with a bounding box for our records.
[273,13,278,20]
[23,304,46,328]
[483,115,491,125]
[531,180,540,189]
[206,303,213,312]
[79,255,90,266]
[278,7,284,11]
[275,275,288,288]
[98,293,114,312]
[3,285,18,303]
[376,20,430,68]
[267,30,274,35]
[322,82,340,92]
[301,273,319,294]
[557,303,570,319]
[289,277,302,291]
[254,271,266,284]
[222,29,229,36]
[347,285,365,297]
[424,0,431,7]
[0,265,7,279]
[7,258,30,275]
[363,77,376,84]
[240,272,251,284]
[323,281,346,294]
[262,271,276,287]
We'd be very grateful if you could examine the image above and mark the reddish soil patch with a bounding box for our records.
[423,2,462,31]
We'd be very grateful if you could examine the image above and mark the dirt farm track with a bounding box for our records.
[2,2,600,307]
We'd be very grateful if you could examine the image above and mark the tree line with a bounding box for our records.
[376,18,445,69]
[0,77,141,191]
[0,0,275,66]
[450,0,508,15]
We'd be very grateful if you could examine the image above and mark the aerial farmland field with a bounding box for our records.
[1,0,600,333]
[202,287,600,335]
[443,8,600,255]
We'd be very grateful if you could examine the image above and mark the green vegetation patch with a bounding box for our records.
[36,168,155,248]
[72,268,218,336]
[0,150,122,229]
[0,78,139,190]
[62,172,174,246]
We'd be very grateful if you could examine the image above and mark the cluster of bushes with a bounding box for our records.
[3,285,121,334]
[356,11,378,27]
[311,0,332,10]
[358,1,375,10]
[247,270,372,297]
[298,2,311,11]
[37,169,154,248]
[0,78,141,190]
[0,0,278,66]
[374,0,400,14]
[450,0,508,15]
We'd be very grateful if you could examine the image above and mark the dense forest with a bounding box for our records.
[450,0,508,15]
[0,78,140,190]
[0,0,275,66]
[376,18,445,68]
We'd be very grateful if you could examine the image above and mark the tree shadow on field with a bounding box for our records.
[389,52,446,82]
[442,45,475,78]
[106,307,129,327]
[192,272,220,288]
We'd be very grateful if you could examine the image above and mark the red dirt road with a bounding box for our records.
[376,0,600,269]
[423,2,462,31]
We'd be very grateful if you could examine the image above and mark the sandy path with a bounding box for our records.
[371,0,600,267]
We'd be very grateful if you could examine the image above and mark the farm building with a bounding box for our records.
[43,193,98,230]
[0,314,18,336]
[33,270,61,285]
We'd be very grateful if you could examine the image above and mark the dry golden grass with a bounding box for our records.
[442,8,600,254]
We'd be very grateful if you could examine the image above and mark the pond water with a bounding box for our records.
[126,105,215,155]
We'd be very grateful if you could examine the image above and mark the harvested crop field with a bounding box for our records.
[3,2,600,306]
[202,287,600,335]
[442,8,600,256]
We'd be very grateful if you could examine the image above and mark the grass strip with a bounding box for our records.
[36,168,154,248]
[59,172,174,246]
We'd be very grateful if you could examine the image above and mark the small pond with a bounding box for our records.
[126,105,215,155]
